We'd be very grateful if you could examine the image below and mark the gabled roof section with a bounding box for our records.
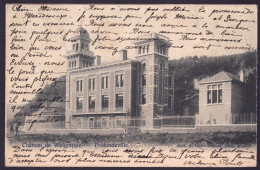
[199,71,241,84]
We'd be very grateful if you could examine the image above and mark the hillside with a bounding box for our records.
[13,75,66,124]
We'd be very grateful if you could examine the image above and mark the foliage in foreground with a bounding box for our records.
[14,132,256,145]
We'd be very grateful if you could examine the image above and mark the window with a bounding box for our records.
[76,97,83,111]
[138,45,149,55]
[159,63,164,104]
[207,84,222,104]
[116,117,122,127]
[157,44,167,55]
[116,74,124,87]
[143,63,146,70]
[71,61,76,68]
[89,118,94,129]
[143,46,146,54]
[120,75,124,87]
[81,43,84,51]
[102,118,108,128]
[102,95,109,110]
[168,76,172,89]
[89,96,95,111]
[142,94,146,104]
[142,74,146,86]
[168,96,172,109]
[218,84,222,103]
[116,93,123,108]
[76,43,78,52]
[76,80,83,92]
[89,78,95,90]
[83,61,89,67]
[102,76,109,89]
[70,61,77,68]
[142,62,147,104]
[138,46,142,54]
[76,118,82,129]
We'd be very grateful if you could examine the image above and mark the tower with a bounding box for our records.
[133,33,174,129]
[65,27,95,128]
[66,26,95,69]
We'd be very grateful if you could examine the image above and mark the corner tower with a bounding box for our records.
[66,26,95,69]
[133,33,174,129]
[65,27,95,128]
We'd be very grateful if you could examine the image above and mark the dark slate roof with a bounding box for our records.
[199,71,240,84]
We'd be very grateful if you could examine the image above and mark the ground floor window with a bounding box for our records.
[207,84,222,104]
[76,118,82,129]
[89,118,94,129]
[102,117,108,128]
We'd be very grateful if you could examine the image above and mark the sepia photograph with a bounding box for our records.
[5,4,257,167]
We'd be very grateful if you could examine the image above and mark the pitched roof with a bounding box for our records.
[199,71,240,84]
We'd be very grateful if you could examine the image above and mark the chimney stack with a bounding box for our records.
[119,50,127,61]
[95,55,101,66]
[240,70,245,82]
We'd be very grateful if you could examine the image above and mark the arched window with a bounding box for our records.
[142,62,146,104]
[160,45,163,54]
[81,43,84,51]
[143,46,146,54]
[73,44,75,51]
[159,62,164,104]
[159,63,163,70]
[138,46,142,54]
[147,45,149,53]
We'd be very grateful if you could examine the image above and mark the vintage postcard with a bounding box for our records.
[5,4,257,167]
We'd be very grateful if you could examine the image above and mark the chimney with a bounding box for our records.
[119,50,127,61]
[95,55,101,66]
[240,70,245,82]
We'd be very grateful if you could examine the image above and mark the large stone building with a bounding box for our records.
[65,27,175,130]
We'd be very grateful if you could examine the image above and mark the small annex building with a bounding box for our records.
[198,71,245,124]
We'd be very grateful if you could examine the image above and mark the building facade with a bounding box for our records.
[198,71,245,124]
[65,27,175,130]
